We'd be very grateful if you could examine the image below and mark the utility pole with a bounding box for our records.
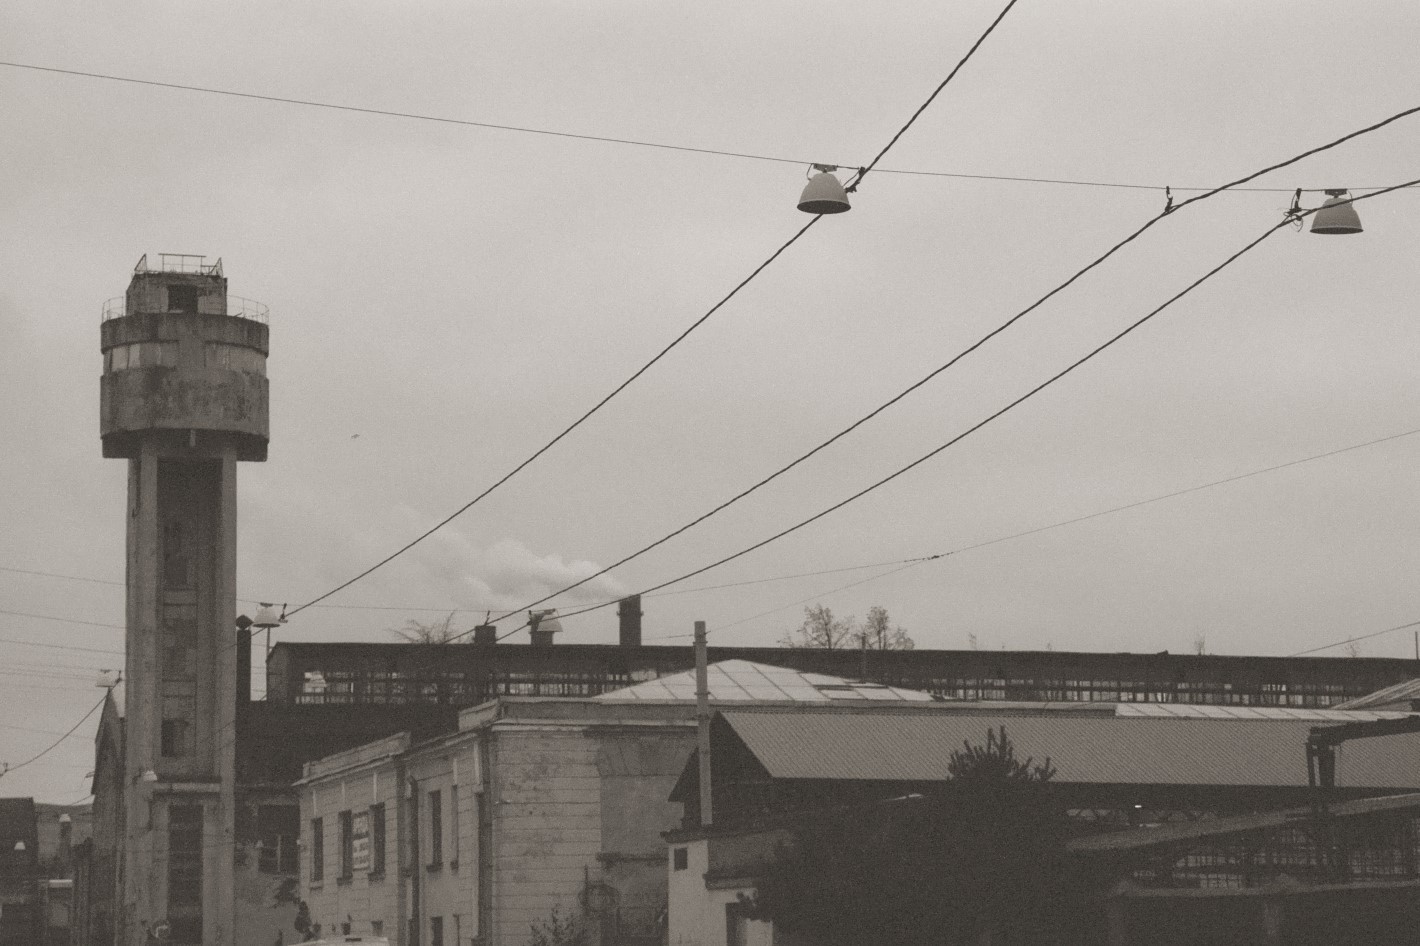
[694,621,713,827]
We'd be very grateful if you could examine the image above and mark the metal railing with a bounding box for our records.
[133,253,223,276]
[101,295,269,325]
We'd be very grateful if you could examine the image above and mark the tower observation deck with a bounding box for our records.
[100,253,269,461]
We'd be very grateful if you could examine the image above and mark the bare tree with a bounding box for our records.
[1192,633,1207,656]
[779,605,856,649]
[856,606,915,651]
[388,611,462,644]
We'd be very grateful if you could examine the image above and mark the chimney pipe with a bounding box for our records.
[235,616,253,706]
[618,595,643,648]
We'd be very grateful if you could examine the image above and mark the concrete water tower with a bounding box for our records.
[100,253,269,946]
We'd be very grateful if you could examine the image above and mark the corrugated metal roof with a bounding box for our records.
[1334,677,1420,710]
[595,659,934,703]
[1116,703,1412,722]
[719,708,1420,789]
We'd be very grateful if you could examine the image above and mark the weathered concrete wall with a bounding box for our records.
[493,729,603,946]
[303,761,403,942]
[409,742,481,946]
[595,731,696,946]
[100,308,269,460]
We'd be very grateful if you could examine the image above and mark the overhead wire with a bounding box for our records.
[0,607,123,629]
[0,694,105,776]
[502,182,1420,635]
[14,421,1409,623]
[288,0,1023,620]
[537,422,1420,634]
[1288,620,1420,658]
[2,61,1414,195]
[461,105,1420,638]
[0,636,124,657]
[286,211,824,617]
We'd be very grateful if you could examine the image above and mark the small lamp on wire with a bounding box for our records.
[798,164,852,214]
[1310,188,1363,235]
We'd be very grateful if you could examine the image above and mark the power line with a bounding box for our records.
[287,212,823,617]
[653,559,934,640]
[0,635,124,657]
[1288,620,1420,658]
[0,608,123,629]
[290,0,1021,620]
[467,107,1420,635]
[526,182,1419,632]
[562,422,1420,634]
[2,60,1413,196]
[0,566,122,587]
[0,695,105,776]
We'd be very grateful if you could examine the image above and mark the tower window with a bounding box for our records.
[168,285,199,313]
[161,717,192,757]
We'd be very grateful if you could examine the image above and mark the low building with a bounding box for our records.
[298,699,697,946]
[664,702,1420,946]
[296,660,927,946]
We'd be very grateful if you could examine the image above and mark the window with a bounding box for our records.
[338,810,354,879]
[204,343,265,373]
[108,341,178,371]
[372,921,384,937]
[168,805,203,943]
[369,802,386,876]
[431,916,444,946]
[310,817,324,883]
[257,805,298,874]
[160,716,192,758]
[672,847,688,871]
[168,285,199,313]
[428,789,443,868]
[449,784,460,868]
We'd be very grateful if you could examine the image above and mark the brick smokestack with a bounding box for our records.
[618,595,643,647]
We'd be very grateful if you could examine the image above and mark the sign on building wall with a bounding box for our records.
[351,811,370,872]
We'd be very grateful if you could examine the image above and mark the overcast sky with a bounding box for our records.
[3,0,1419,801]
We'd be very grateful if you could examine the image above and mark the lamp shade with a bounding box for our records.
[798,171,851,214]
[252,603,282,629]
[1311,191,1362,235]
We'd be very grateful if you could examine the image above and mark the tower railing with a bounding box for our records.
[101,295,269,325]
[133,253,224,276]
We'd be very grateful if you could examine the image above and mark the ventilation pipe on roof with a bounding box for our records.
[529,609,562,647]
[618,595,643,648]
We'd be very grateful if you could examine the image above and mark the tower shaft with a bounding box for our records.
[101,255,269,946]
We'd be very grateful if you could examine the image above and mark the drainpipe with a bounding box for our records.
[408,775,422,946]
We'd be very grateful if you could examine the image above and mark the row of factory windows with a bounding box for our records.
[105,341,265,373]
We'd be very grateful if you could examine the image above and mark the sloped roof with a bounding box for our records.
[717,707,1420,790]
[1334,677,1420,710]
[595,659,935,703]
[1070,792,1420,853]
